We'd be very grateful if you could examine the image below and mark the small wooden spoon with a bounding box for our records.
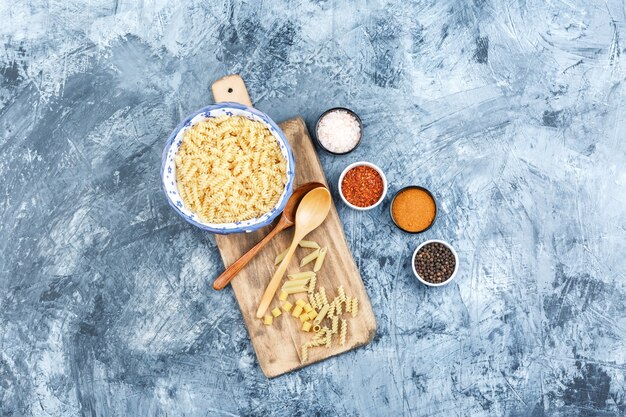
[212,182,325,290]
[256,187,332,318]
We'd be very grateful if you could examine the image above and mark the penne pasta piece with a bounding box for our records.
[284,285,308,295]
[314,304,330,325]
[288,271,316,280]
[302,322,312,332]
[300,249,320,267]
[299,313,309,323]
[299,240,320,249]
[306,310,318,321]
[313,247,328,272]
[282,278,310,289]
[271,307,282,318]
[313,324,321,333]
[303,303,313,313]
[295,299,306,307]
[263,315,273,326]
[281,301,293,313]
[274,249,288,265]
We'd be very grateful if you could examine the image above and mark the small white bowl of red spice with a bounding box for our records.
[338,161,387,210]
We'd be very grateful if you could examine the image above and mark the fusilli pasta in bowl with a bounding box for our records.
[161,103,295,234]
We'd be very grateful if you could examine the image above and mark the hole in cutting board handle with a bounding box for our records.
[211,74,253,106]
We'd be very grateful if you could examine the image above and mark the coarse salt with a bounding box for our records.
[317,110,361,154]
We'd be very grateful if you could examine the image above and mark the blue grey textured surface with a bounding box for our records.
[1,1,625,416]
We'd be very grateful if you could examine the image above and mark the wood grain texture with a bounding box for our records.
[215,118,376,378]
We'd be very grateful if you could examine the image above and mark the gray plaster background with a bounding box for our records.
[1,0,626,416]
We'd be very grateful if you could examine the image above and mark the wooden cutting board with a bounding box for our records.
[212,79,376,377]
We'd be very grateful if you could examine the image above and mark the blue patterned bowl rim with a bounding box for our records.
[160,102,295,234]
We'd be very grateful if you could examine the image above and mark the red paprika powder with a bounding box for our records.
[341,165,384,207]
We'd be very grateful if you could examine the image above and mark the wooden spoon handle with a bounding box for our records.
[213,222,288,291]
[256,238,300,318]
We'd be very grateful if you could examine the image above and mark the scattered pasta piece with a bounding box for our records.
[279,290,288,301]
[282,278,309,289]
[295,299,307,308]
[271,307,282,318]
[299,240,320,249]
[313,324,321,333]
[325,331,332,348]
[327,300,336,318]
[314,292,324,308]
[300,249,320,267]
[331,315,339,334]
[318,287,328,306]
[292,305,303,318]
[288,271,316,280]
[284,285,308,294]
[306,339,321,348]
[313,247,328,272]
[309,293,319,310]
[308,274,317,293]
[274,249,288,265]
[340,319,347,345]
[303,303,313,313]
[345,296,352,313]
[307,310,318,321]
[314,304,330,325]
[301,344,309,362]
[335,298,343,316]
[351,298,359,317]
[302,322,312,332]
[281,301,293,313]
[263,315,273,326]
[338,286,346,304]
[299,313,310,323]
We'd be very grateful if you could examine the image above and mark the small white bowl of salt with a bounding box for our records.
[314,107,363,155]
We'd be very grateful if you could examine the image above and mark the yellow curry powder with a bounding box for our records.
[391,188,436,232]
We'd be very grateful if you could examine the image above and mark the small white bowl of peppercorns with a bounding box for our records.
[412,240,458,286]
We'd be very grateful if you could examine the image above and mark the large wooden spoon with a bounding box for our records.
[212,182,325,290]
[256,187,332,318]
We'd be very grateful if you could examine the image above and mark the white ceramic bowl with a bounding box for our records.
[338,161,387,210]
[412,239,459,287]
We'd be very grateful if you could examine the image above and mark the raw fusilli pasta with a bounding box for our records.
[175,116,287,223]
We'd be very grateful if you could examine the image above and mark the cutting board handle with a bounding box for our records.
[212,74,253,107]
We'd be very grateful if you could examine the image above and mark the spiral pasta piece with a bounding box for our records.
[351,298,359,317]
[340,319,347,346]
